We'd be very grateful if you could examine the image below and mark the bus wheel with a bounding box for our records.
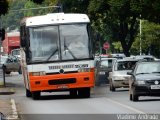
[70,89,77,98]
[26,89,32,97]
[78,88,90,98]
[32,91,40,100]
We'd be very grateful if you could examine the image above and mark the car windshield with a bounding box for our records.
[115,61,137,71]
[29,24,90,62]
[135,62,160,75]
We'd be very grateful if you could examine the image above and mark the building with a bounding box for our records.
[2,31,20,55]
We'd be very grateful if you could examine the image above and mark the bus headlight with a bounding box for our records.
[78,68,94,72]
[29,71,46,76]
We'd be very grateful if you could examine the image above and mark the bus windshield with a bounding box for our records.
[29,24,90,62]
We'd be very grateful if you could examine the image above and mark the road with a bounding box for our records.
[4,73,160,120]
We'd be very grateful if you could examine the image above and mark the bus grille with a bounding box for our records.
[49,64,74,70]
[48,78,76,85]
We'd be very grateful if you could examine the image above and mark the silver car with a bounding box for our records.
[0,56,21,74]
[109,58,138,91]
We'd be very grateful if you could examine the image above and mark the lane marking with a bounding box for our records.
[6,99,19,120]
[105,98,146,114]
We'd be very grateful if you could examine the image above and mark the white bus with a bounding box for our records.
[20,13,95,100]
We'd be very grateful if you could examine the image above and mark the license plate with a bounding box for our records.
[99,72,105,75]
[57,85,69,89]
[151,85,160,89]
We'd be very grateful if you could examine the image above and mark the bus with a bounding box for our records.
[20,13,95,100]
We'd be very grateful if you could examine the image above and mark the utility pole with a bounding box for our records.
[140,15,142,55]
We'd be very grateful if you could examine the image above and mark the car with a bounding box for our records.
[111,53,126,59]
[127,61,160,101]
[134,55,157,61]
[95,58,116,86]
[109,58,139,91]
[0,56,21,74]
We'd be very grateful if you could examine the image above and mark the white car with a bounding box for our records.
[109,59,139,91]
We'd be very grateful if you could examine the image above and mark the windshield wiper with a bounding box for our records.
[136,73,150,75]
[46,49,58,61]
[152,72,160,74]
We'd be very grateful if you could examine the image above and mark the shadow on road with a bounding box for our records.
[33,94,91,100]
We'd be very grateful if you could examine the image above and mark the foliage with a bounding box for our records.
[1,0,27,31]
[131,20,160,58]
[60,0,90,13]
[1,0,57,31]
[1,0,160,57]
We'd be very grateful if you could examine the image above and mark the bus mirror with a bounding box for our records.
[0,28,5,41]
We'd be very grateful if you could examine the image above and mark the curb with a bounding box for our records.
[0,88,15,95]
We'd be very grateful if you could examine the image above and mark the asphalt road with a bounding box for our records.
[4,72,160,120]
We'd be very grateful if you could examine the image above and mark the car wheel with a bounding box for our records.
[78,87,90,98]
[132,94,138,101]
[26,89,32,97]
[129,94,132,101]
[32,91,40,100]
[132,89,139,101]
[110,80,115,91]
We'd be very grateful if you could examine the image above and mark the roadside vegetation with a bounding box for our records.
[0,0,160,58]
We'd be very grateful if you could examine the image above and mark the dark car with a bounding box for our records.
[128,61,160,101]
[95,58,116,86]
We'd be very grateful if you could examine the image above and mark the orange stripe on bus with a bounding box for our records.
[28,72,95,92]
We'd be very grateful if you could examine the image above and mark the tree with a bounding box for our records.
[0,0,46,16]
[131,20,160,58]
[0,0,9,15]
[88,0,160,56]
[88,0,141,56]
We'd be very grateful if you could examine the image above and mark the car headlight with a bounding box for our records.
[29,71,46,76]
[136,80,145,85]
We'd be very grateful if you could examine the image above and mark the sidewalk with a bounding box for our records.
[0,85,18,120]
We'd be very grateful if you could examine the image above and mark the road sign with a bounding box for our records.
[103,42,110,50]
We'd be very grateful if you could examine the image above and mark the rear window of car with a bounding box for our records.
[115,61,137,71]
[100,59,113,68]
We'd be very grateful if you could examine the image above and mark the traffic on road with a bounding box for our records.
[1,1,160,120]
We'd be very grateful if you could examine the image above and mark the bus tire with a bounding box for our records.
[26,89,32,97]
[70,89,77,98]
[32,91,40,100]
[78,87,90,98]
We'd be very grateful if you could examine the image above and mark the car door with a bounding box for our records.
[5,58,14,71]
[12,57,20,71]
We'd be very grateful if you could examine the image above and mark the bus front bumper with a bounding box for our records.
[28,72,95,92]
